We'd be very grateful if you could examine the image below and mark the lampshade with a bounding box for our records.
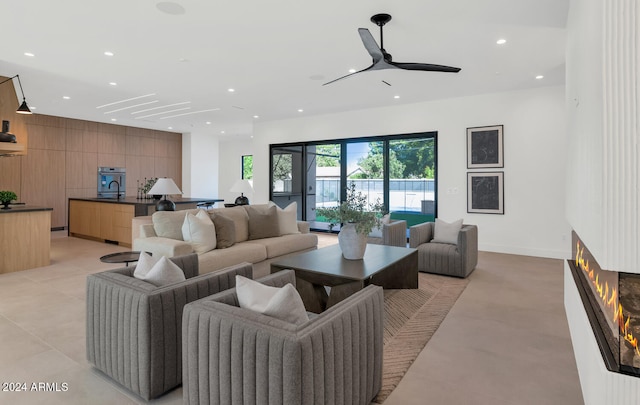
[148,178,182,196]
[230,179,253,195]
[16,100,31,114]
[148,178,182,211]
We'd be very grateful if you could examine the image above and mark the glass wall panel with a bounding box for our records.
[388,137,436,226]
[308,143,341,230]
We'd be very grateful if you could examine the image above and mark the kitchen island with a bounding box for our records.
[0,205,53,273]
[68,197,222,247]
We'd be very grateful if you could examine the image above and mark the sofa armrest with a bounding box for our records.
[132,215,155,241]
[458,225,479,270]
[133,236,193,258]
[382,220,407,247]
[409,221,434,248]
[297,220,311,234]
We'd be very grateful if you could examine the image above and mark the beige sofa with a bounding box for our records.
[133,204,318,277]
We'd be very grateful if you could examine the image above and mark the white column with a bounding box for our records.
[181,131,219,198]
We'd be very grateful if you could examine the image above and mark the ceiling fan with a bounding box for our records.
[324,13,461,86]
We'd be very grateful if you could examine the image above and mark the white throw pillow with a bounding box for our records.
[432,218,463,245]
[270,201,300,235]
[133,253,186,286]
[181,210,217,253]
[236,275,309,325]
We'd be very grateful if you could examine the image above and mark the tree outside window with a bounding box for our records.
[242,155,253,180]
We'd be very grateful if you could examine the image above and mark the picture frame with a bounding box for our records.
[467,125,503,168]
[467,172,504,214]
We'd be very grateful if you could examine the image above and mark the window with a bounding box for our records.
[270,132,437,229]
[242,155,253,180]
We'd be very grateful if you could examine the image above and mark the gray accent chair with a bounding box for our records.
[182,269,384,405]
[409,222,478,278]
[86,254,253,400]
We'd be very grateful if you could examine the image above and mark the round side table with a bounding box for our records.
[99,251,144,267]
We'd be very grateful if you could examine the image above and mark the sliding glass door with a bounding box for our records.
[269,132,437,229]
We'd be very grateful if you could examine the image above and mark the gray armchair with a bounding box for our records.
[182,269,384,405]
[409,222,478,278]
[86,254,253,400]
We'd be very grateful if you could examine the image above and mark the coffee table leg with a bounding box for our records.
[327,280,364,308]
[295,277,327,313]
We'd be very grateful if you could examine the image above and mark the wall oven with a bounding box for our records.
[97,167,126,198]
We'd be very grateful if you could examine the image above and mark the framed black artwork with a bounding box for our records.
[467,125,504,168]
[467,172,504,214]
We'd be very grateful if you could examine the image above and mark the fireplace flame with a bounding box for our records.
[576,241,640,356]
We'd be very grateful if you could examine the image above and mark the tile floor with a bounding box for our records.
[0,232,584,404]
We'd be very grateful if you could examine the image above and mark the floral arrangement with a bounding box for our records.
[316,182,386,235]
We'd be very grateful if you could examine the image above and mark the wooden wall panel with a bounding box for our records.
[21,149,66,227]
[0,107,182,229]
[0,156,22,196]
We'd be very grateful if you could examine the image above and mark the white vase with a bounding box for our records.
[338,223,367,260]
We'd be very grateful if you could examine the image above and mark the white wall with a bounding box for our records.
[181,131,220,199]
[219,85,570,259]
[218,137,254,204]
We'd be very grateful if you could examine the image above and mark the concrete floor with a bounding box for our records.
[0,232,583,404]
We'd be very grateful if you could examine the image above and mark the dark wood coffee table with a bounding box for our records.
[271,244,418,312]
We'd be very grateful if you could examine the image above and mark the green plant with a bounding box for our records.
[316,182,386,235]
[0,190,17,203]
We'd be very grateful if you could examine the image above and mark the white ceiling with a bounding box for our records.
[1,0,568,138]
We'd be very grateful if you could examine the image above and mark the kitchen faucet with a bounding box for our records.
[108,180,121,199]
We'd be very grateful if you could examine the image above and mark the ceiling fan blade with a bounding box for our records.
[358,28,383,63]
[323,64,375,86]
[391,62,461,73]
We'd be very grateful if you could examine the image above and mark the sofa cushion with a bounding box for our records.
[152,209,198,240]
[211,213,236,249]
[432,218,463,245]
[182,210,216,253]
[236,275,308,325]
[197,242,267,274]
[246,205,280,240]
[271,201,300,235]
[133,252,186,287]
[250,233,318,259]
[209,206,250,243]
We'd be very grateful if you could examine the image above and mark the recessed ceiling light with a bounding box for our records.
[536,75,544,80]
[496,39,507,45]
[156,2,186,15]
[228,88,235,92]
[253,115,259,119]
[168,127,173,130]
[221,130,225,134]
[298,109,304,113]
[24,52,35,57]
[109,82,117,86]
[348,68,356,73]
[206,121,211,125]
[111,118,117,122]
[63,96,70,100]
[104,51,114,56]
[394,95,400,99]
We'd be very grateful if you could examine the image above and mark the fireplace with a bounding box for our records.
[569,231,640,377]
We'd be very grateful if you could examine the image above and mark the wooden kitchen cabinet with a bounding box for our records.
[69,200,134,246]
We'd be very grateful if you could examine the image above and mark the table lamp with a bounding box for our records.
[148,177,182,211]
[230,179,253,205]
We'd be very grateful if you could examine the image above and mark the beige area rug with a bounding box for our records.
[373,272,470,403]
